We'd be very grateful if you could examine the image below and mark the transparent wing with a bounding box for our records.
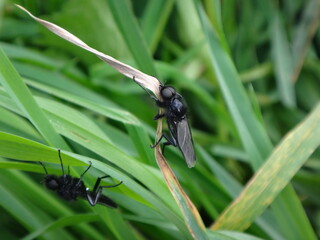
[176,118,196,168]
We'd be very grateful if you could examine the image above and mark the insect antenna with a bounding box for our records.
[39,161,48,175]
[57,149,65,175]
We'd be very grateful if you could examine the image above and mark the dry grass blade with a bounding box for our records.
[16,4,160,97]
[154,114,207,239]
[17,4,206,238]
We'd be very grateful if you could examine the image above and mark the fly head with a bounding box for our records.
[44,175,60,191]
[160,86,176,102]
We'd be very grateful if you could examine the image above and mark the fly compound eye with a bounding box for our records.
[161,86,176,99]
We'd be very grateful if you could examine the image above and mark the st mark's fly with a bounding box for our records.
[39,150,122,208]
[134,77,196,168]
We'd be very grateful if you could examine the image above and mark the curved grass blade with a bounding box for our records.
[272,12,296,107]
[213,103,320,237]
[0,131,190,238]
[0,131,81,165]
[194,2,317,239]
[22,214,98,240]
[154,116,208,239]
[107,0,157,76]
[0,173,73,240]
[292,0,320,83]
[0,47,68,149]
[25,79,139,125]
[0,107,42,142]
[16,5,160,97]
[141,0,174,53]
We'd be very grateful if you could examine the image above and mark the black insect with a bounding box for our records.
[133,77,196,168]
[39,150,122,208]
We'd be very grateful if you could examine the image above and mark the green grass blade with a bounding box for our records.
[107,0,157,76]
[292,0,320,83]
[154,125,208,240]
[194,2,317,239]
[271,12,296,107]
[141,0,174,53]
[213,103,320,239]
[96,207,142,240]
[0,107,42,141]
[0,170,74,240]
[26,79,139,125]
[21,214,99,240]
[0,47,69,148]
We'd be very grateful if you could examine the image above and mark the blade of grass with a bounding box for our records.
[0,107,42,142]
[154,117,208,239]
[22,214,98,240]
[0,170,74,240]
[198,146,285,240]
[25,78,139,125]
[107,0,157,76]
[0,47,68,148]
[194,2,317,239]
[96,207,142,240]
[125,124,155,166]
[16,5,160,96]
[0,91,191,238]
[211,230,264,240]
[272,12,296,107]
[13,62,116,107]
[0,130,191,238]
[0,41,85,80]
[213,103,320,238]
[0,157,104,239]
[292,0,320,83]
[141,0,174,53]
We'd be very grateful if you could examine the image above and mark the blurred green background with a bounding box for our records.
[0,0,320,239]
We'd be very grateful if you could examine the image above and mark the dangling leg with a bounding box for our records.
[76,161,92,186]
[92,175,110,193]
[79,161,92,179]
[153,113,165,120]
[151,133,177,154]
[86,177,123,206]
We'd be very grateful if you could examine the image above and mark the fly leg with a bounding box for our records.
[151,131,177,155]
[86,176,123,206]
[153,113,165,120]
[75,161,92,187]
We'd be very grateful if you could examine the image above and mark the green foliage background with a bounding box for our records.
[0,0,320,239]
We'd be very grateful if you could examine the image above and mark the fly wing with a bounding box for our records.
[176,118,196,168]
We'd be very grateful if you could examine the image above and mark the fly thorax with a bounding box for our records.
[170,98,186,118]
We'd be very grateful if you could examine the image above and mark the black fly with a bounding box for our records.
[133,77,196,168]
[39,150,122,208]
